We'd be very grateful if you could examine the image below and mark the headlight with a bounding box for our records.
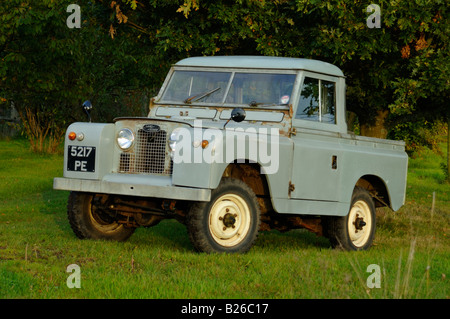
[168,128,182,158]
[117,128,135,150]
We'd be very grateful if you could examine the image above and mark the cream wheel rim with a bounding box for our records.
[88,198,123,233]
[348,200,372,247]
[209,194,251,247]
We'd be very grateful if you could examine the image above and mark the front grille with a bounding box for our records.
[118,128,172,175]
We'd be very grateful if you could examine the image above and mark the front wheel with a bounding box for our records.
[186,178,261,253]
[67,192,135,242]
[324,187,376,251]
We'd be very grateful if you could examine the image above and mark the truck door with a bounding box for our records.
[290,72,342,202]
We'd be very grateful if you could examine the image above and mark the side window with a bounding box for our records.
[321,80,336,124]
[296,77,319,121]
[296,77,336,124]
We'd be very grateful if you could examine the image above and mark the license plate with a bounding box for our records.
[67,146,96,172]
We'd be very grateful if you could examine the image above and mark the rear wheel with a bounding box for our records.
[187,178,261,253]
[67,192,135,241]
[324,187,376,251]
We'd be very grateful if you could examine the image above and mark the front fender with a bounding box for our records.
[171,126,292,201]
[63,122,115,180]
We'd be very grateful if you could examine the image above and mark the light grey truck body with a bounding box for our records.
[54,56,408,252]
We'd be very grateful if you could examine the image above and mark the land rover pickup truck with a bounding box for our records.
[53,56,408,253]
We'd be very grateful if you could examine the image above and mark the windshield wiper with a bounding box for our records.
[184,87,221,104]
[248,101,288,107]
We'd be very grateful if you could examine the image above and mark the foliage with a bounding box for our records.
[1,0,448,155]
[388,119,447,155]
[0,0,155,152]
[19,107,64,153]
[0,0,77,151]
[105,0,448,140]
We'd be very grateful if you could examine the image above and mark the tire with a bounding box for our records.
[186,178,261,253]
[324,187,376,251]
[67,192,135,242]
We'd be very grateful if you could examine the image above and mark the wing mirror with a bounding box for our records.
[224,107,246,128]
[82,100,92,122]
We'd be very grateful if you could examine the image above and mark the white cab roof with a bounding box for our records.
[175,56,344,77]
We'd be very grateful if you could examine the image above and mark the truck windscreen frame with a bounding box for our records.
[160,70,296,108]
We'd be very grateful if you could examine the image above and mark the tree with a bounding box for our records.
[1,0,81,152]
[2,0,447,162]
[103,0,447,136]
[101,0,448,174]
[0,0,155,152]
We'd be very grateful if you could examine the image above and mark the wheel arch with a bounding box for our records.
[220,162,270,195]
[355,174,391,209]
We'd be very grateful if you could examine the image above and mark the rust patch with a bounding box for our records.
[149,97,155,112]
[288,103,294,119]
[225,163,269,197]
[288,181,295,197]
[286,217,323,236]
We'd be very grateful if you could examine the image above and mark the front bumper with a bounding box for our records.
[53,174,211,201]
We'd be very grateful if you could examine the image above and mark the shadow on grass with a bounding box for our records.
[42,189,332,254]
[133,219,194,252]
[136,222,333,253]
[256,228,332,252]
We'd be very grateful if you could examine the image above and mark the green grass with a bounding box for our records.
[0,139,448,299]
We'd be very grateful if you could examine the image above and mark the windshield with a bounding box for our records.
[161,71,231,104]
[225,73,295,106]
[160,70,296,107]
